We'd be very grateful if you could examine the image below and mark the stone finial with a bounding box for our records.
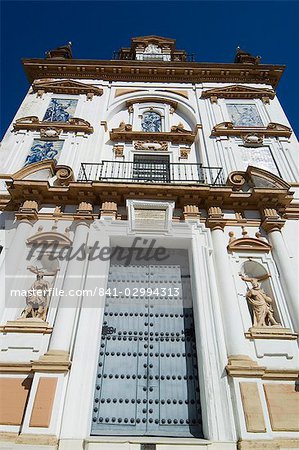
[183,205,200,221]
[241,226,249,238]
[100,202,117,220]
[228,231,235,244]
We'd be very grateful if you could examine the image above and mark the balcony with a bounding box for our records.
[78,161,224,186]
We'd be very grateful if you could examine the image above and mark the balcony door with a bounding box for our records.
[91,249,203,437]
[133,154,170,183]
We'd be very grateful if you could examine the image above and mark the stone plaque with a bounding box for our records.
[134,208,166,229]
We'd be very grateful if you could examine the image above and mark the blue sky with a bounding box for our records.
[1,1,298,138]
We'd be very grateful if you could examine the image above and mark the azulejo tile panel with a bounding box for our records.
[227,104,263,127]
[43,98,78,122]
[24,139,64,166]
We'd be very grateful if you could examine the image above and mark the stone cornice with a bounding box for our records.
[22,58,285,88]
[4,179,293,212]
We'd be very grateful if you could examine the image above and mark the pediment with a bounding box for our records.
[211,121,291,138]
[227,166,291,191]
[12,160,56,181]
[27,231,72,247]
[202,85,275,102]
[228,236,272,252]
[32,79,103,96]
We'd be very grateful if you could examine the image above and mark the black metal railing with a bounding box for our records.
[78,161,224,186]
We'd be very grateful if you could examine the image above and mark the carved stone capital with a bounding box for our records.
[15,200,39,221]
[183,205,200,221]
[179,147,191,160]
[206,206,226,230]
[100,201,117,219]
[74,202,93,220]
[113,145,124,158]
[261,208,285,232]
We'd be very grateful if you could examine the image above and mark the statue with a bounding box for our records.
[239,273,280,327]
[20,266,58,321]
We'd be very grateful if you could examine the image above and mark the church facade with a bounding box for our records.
[0,36,298,450]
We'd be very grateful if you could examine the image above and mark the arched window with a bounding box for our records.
[141,111,162,132]
[240,260,280,327]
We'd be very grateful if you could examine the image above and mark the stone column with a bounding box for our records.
[49,203,93,357]
[207,207,248,357]
[262,209,299,331]
[0,201,38,321]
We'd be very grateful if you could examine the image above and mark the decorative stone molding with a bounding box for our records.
[201,85,275,103]
[134,141,168,151]
[113,144,124,158]
[100,201,117,219]
[31,350,71,373]
[13,116,94,134]
[227,230,272,252]
[245,326,298,340]
[40,127,63,139]
[32,79,103,98]
[211,121,292,138]
[54,165,74,186]
[183,205,200,220]
[179,147,191,159]
[226,355,299,380]
[242,133,264,146]
[27,229,72,247]
[126,97,177,110]
[206,206,226,230]
[74,202,93,220]
[110,122,198,144]
[0,319,53,334]
[227,166,291,192]
[15,200,39,221]
[261,208,286,232]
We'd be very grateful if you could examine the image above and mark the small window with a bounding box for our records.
[227,104,263,127]
[43,98,78,122]
[141,111,162,132]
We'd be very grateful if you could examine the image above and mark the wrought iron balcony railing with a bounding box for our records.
[78,161,224,186]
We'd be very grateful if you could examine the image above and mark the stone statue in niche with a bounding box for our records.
[20,266,58,321]
[239,273,281,327]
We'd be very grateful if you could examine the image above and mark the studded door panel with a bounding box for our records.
[91,252,203,437]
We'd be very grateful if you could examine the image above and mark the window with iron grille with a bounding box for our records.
[133,155,170,183]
